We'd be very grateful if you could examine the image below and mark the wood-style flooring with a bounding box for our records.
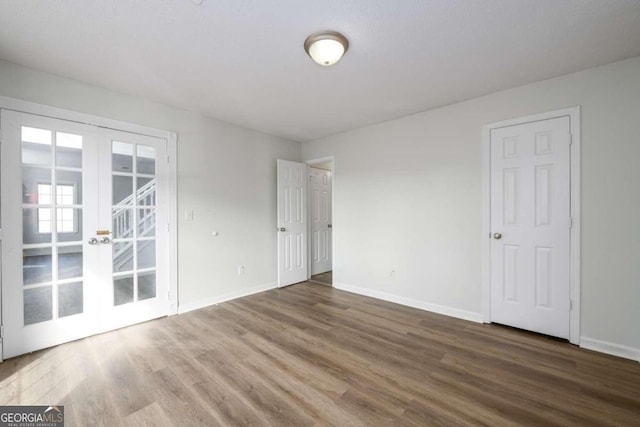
[1,282,639,426]
[310,270,332,286]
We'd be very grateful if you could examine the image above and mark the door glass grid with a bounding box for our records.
[112,142,157,306]
[21,127,84,325]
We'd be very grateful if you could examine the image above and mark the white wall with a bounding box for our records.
[0,59,301,311]
[302,57,640,356]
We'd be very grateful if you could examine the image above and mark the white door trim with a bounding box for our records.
[482,107,581,344]
[304,156,335,282]
[0,95,179,338]
[0,95,171,139]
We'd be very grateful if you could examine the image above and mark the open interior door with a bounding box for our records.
[309,167,332,275]
[277,159,307,287]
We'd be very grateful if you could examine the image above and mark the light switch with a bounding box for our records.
[185,210,194,221]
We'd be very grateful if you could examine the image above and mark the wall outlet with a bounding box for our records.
[238,265,246,275]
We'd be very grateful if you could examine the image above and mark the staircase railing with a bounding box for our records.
[112,179,156,270]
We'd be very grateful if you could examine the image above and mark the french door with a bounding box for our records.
[1,110,170,359]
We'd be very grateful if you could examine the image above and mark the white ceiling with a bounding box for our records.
[1,1,640,142]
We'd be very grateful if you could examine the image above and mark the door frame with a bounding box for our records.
[482,106,581,344]
[0,95,179,361]
[304,156,335,282]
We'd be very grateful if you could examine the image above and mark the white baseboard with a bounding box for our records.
[333,282,483,323]
[580,337,640,362]
[177,282,277,314]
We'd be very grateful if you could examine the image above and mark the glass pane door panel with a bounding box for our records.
[136,177,155,206]
[111,140,158,306]
[113,242,134,273]
[56,132,83,168]
[113,175,133,205]
[136,145,156,174]
[58,246,83,280]
[23,247,53,285]
[112,141,133,172]
[114,275,134,306]
[138,272,156,301]
[24,286,53,325]
[22,166,51,204]
[137,242,156,269]
[57,208,83,242]
[137,208,155,237]
[56,170,83,205]
[58,282,83,318]
[22,126,52,165]
[20,123,86,326]
[23,208,52,244]
[113,208,134,239]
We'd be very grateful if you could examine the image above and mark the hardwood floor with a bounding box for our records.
[310,270,332,286]
[1,282,639,426]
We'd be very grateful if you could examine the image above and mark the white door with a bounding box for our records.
[277,159,307,287]
[97,128,170,331]
[0,110,170,359]
[309,167,332,275]
[1,110,100,358]
[490,116,571,339]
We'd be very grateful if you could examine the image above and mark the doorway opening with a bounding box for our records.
[306,157,334,287]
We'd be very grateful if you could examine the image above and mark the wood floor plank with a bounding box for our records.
[1,282,638,426]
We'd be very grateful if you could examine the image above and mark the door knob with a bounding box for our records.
[493,233,502,240]
[88,238,98,245]
[100,236,111,244]
[279,227,286,232]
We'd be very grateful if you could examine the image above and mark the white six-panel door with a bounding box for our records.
[309,167,332,275]
[490,116,571,339]
[277,159,307,287]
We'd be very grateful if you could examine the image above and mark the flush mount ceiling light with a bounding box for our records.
[304,31,349,66]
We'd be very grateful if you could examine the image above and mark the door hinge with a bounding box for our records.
[166,155,170,164]
[0,325,4,339]
[167,291,171,300]
[166,223,170,232]
[568,217,573,229]
[570,299,573,311]
[569,133,573,145]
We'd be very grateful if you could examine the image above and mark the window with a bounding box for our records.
[37,183,76,234]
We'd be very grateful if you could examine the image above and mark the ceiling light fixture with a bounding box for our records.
[304,31,349,66]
